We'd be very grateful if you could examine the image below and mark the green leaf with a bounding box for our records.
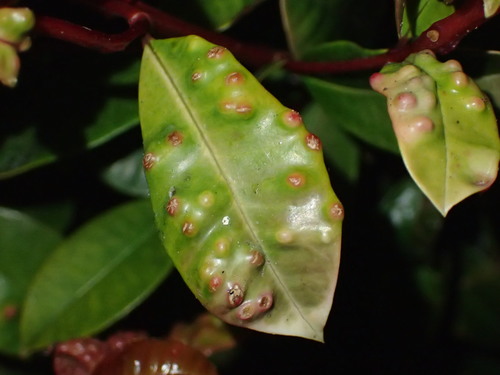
[302,40,387,62]
[484,0,500,17]
[477,73,500,112]
[101,148,149,198]
[139,36,343,342]
[0,55,140,179]
[280,0,340,58]
[379,178,443,257]
[458,234,500,349]
[0,207,61,355]
[18,200,75,233]
[194,0,263,30]
[370,51,500,215]
[304,76,399,153]
[20,200,173,352]
[302,102,361,182]
[399,0,454,39]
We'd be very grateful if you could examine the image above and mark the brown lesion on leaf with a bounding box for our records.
[166,197,180,216]
[282,109,303,127]
[227,283,244,307]
[142,152,157,170]
[207,46,226,59]
[329,202,344,220]
[167,131,183,146]
[305,133,322,151]
[225,72,245,85]
[287,172,306,188]
[182,220,197,236]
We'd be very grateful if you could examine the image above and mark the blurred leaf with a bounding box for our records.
[168,313,236,357]
[0,363,35,375]
[304,76,399,153]
[280,0,340,58]
[379,178,443,257]
[0,53,140,179]
[101,149,149,198]
[194,0,264,30]
[458,255,500,349]
[484,0,500,18]
[20,200,173,353]
[477,73,500,111]
[302,102,361,182]
[0,207,61,355]
[371,51,500,215]
[400,0,454,38]
[19,200,75,233]
[302,40,387,62]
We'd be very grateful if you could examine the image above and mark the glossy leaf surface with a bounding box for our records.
[21,200,173,352]
[370,51,500,215]
[139,36,343,341]
[398,0,454,39]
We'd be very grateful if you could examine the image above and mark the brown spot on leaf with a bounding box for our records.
[237,301,256,320]
[227,284,244,307]
[283,110,303,127]
[142,152,157,170]
[207,46,226,59]
[167,131,183,146]
[166,197,180,216]
[287,173,306,187]
[191,71,203,81]
[209,275,223,292]
[248,250,264,267]
[221,101,253,114]
[329,202,344,220]
[258,293,273,312]
[305,133,322,151]
[3,304,18,320]
[225,72,244,85]
[182,221,197,236]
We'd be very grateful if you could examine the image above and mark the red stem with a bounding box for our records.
[33,0,499,73]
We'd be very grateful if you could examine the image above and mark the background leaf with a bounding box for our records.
[194,0,264,30]
[280,0,340,58]
[0,49,140,179]
[20,200,172,352]
[101,148,149,198]
[304,76,399,153]
[371,52,500,215]
[0,207,61,355]
[399,0,454,39]
[484,0,500,17]
[302,102,361,182]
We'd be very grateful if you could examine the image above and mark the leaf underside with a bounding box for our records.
[371,51,500,216]
[139,36,343,341]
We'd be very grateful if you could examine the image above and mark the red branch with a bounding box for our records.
[33,0,499,73]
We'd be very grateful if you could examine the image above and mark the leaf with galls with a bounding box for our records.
[139,36,343,341]
[370,50,500,216]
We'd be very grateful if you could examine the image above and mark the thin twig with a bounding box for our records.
[34,0,499,73]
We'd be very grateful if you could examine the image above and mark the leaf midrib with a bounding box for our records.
[148,43,315,333]
[24,223,157,347]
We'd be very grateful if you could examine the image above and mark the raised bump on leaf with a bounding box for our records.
[370,50,500,215]
[139,36,343,341]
